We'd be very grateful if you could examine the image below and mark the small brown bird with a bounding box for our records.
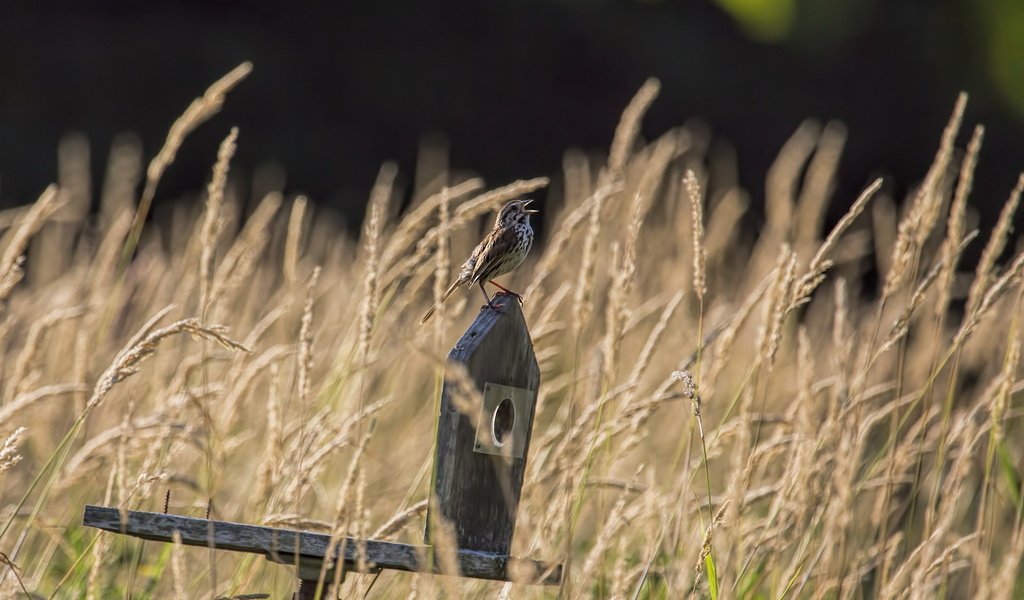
[421,198,538,324]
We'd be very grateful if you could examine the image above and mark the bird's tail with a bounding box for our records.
[420,278,463,324]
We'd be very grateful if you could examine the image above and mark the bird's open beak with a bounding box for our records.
[523,199,539,214]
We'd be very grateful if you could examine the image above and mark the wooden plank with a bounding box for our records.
[428,293,541,554]
[83,506,561,585]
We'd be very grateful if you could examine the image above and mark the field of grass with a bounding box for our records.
[0,63,1022,599]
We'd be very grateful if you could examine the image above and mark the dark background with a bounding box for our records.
[1,0,1023,231]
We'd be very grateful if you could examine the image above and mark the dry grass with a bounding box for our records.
[0,66,1021,600]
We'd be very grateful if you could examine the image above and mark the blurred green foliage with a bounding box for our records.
[712,0,796,40]
[712,0,1024,118]
[982,0,1024,117]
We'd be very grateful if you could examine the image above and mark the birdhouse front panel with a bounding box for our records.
[427,294,541,555]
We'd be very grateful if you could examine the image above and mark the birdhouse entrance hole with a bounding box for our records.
[472,381,532,458]
[492,397,515,446]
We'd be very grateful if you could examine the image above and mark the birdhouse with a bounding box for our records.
[428,291,541,555]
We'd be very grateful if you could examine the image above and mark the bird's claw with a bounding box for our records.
[498,291,525,305]
[481,291,524,314]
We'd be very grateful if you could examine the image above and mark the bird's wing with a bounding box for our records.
[451,233,484,284]
[470,226,517,283]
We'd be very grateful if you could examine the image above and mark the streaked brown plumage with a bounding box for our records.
[421,198,538,324]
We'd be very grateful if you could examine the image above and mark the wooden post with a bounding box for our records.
[428,293,540,554]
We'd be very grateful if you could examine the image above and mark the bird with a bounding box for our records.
[421,198,538,324]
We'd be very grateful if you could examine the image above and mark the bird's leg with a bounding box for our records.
[488,280,524,305]
[479,281,501,311]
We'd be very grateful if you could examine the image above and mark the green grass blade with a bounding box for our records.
[705,553,720,600]
[997,437,1023,510]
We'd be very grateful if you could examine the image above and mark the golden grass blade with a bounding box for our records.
[884,93,968,298]
[796,120,847,249]
[199,127,239,318]
[122,63,252,266]
[935,125,984,317]
[966,172,1024,315]
[790,178,883,311]
[608,78,661,176]
[685,170,707,301]
[0,185,64,302]
[284,195,308,285]
[0,427,26,473]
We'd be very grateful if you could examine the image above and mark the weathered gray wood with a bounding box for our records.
[428,293,541,554]
[83,505,561,585]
